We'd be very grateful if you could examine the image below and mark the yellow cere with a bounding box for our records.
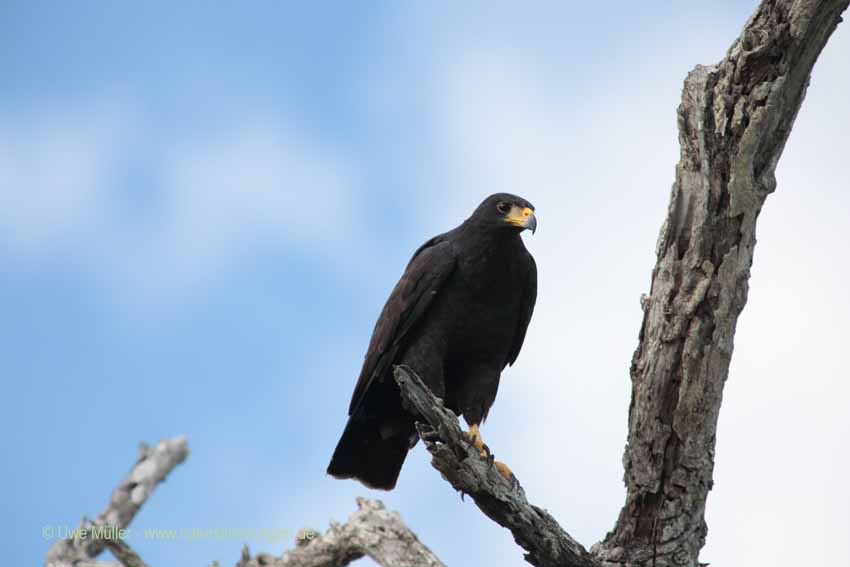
[506,205,534,226]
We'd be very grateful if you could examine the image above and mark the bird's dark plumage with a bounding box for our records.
[327,193,537,489]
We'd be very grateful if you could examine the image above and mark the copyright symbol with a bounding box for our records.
[42,525,54,540]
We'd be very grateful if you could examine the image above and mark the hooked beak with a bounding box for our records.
[506,206,537,234]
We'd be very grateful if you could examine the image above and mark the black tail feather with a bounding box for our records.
[327,413,411,491]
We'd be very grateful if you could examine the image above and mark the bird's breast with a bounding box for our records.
[440,254,525,362]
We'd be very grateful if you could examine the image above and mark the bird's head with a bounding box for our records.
[469,193,537,235]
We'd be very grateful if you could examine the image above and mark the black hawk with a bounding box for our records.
[327,193,537,490]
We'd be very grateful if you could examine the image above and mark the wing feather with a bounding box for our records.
[348,236,456,414]
[506,253,537,367]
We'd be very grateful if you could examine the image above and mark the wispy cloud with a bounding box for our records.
[0,102,359,305]
[0,104,126,252]
[110,123,357,299]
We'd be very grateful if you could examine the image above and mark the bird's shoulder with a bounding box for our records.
[408,228,459,263]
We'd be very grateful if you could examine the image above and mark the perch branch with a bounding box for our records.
[45,435,189,567]
[235,497,446,567]
[394,365,597,567]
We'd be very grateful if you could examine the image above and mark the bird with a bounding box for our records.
[327,193,537,490]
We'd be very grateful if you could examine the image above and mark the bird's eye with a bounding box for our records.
[496,201,511,214]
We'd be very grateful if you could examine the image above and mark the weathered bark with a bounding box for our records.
[595,2,848,565]
[45,436,189,567]
[236,498,446,567]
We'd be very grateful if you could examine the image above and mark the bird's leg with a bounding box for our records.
[465,424,488,458]
[464,424,515,484]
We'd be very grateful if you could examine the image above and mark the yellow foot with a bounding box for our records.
[464,424,489,458]
[464,425,516,486]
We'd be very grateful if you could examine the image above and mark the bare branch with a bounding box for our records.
[45,435,189,567]
[43,436,444,567]
[236,497,446,567]
[394,365,597,567]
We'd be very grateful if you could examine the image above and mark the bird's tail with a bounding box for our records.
[327,411,412,491]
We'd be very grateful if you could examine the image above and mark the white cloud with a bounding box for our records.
[0,103,359,305]
[111,125,357,299]
[0,105,124,252]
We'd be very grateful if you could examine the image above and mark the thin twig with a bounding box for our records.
[45,436,189,567]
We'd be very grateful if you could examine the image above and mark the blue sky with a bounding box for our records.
[3,2,849,566]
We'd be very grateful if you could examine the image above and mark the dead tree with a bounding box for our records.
[45,1,848,566]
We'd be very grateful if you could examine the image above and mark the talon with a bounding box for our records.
[464,424,489,458]
[464,425,517,488]
[465,424,483,448]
